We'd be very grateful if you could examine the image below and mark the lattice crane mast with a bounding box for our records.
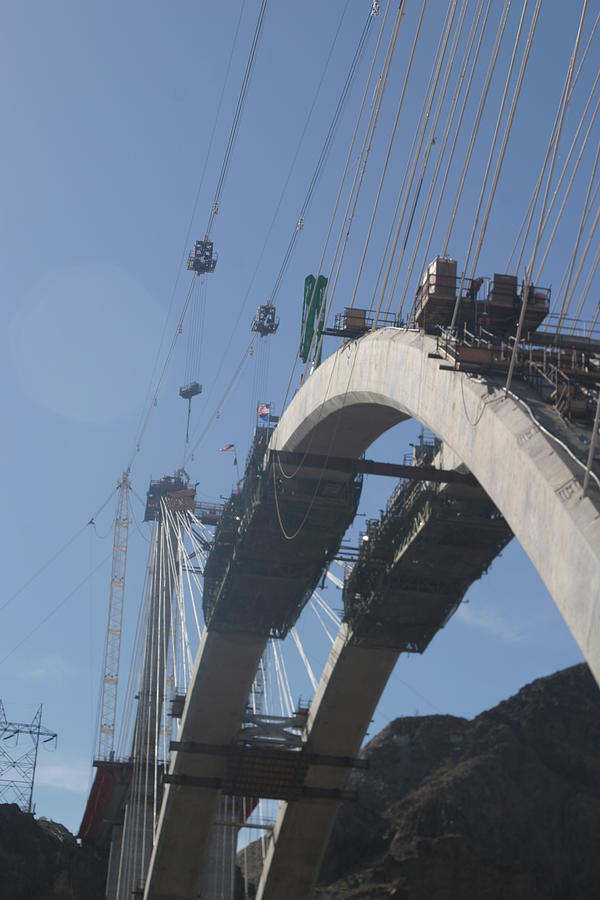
[97,470,130,761]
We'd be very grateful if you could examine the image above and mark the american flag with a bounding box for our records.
[257,403,270,422]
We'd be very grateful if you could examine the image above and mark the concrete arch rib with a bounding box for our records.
[271,328,600,685]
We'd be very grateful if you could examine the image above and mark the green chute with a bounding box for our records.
[300,274,327,367]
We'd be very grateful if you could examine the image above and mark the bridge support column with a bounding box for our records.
[143,629,266,899]
[256,625,399,900]
[105,823,123,900]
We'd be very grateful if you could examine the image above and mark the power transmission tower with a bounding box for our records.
[0,701,57,812]
[97,470,130,761]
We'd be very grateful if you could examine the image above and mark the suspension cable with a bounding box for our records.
[442,0,512,258]
[371,0,460,329]
[269,7,376,307]
[346,0,426,320]
[303,0,402,378]
[508,4,599,272]
[397,0,486,316]
[534,79,600,281]
[451,0,540,330]
[526,0,589,282]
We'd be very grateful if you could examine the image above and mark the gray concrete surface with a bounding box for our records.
[143,629,265,900]
[256,625,399,900]
[271,328,600,686]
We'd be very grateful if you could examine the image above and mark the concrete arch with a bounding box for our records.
[271,328,600,685]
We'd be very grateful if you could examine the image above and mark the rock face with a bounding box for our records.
[0,804,106,900]
[4,666,599,899]
[316,663,600,899]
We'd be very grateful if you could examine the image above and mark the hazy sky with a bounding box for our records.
[1,1,596,832]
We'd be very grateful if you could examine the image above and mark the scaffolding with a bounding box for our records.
[203,424,362,637]
[344,442,512,650]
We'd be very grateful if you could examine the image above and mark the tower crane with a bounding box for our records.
[97,470,130,761]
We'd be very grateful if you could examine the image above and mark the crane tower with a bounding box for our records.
[97,470,131,761]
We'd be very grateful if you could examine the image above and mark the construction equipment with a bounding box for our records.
[251,303,279,336]
[300,274,328,366]
[179,381,202,445]
[97,471,130,761]
[187,239,217,275]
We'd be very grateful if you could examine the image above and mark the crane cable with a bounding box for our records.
[205,0,269,239]
[128,277,198,469]
[199,0,352,421]
[299,0,402,383]
[184,337,257,465]
[129,2,247,469]
[127,1,268,471]
[191,3,380,460]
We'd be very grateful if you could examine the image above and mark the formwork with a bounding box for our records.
[344,453,512,651]
[203,426,362,637]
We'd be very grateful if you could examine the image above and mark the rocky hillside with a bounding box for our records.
[3,665,599,899]
[315,663,600,899]
[0,805,106,900]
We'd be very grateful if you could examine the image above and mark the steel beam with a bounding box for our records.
[269,450,477,485]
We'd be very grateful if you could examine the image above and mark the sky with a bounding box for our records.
[1,0,598,834]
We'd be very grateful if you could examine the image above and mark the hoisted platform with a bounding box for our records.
[187,239,217,275]
[179,381,202,401]
[251,303,279,336]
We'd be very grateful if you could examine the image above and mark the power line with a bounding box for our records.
[0,487,116,616]
[0,553,112,668]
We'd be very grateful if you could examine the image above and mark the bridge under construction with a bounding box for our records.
[63,0,600,896]
[78,252,600,898]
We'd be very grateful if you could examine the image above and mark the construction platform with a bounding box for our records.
[343,441,513,650]
[412,257,550,336]
[144,473,196,522]
[202,424,362,637]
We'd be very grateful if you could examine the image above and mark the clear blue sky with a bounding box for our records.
[1,1,596,833]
